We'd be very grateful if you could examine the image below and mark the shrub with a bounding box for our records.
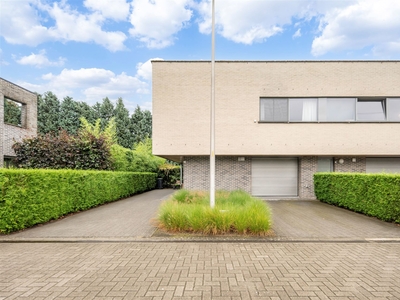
[157,190,272,235]
[158,163,181,187]
[110,139,165,173]
[0,169,157,233]
[314,173,400,223]
[12,130,112,170]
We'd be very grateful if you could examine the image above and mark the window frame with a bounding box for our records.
[259,97,400,123]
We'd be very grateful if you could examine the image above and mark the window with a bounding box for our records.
[260,98,288,122]
[4,97,23,127]
[357,99,385,121]
[259,97,400,123]
[319,98,356,122]
[387,98,400,121]
[289,98,317,122]
[317,157,333,172]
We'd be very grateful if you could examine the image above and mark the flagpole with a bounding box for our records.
[210,0,216,208]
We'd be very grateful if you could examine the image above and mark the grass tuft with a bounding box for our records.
[157,190,272,235]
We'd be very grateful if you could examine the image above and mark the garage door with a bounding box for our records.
[252,158,298,197]
[366,158,400,173]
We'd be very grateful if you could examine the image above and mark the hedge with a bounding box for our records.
[0,169,157,234]
[314,173,400,223]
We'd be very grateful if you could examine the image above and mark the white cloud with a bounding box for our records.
[129,0,193,49]
[136,58,163,81]
[15,50,66,68]
[195,0,315,44]
[0,0,127,52]
[84,0,130,21]
[35,63,151,106]
[0,0,50,46]
[45,2,127,52]
[293,28,302,39]
[312,0,400,57]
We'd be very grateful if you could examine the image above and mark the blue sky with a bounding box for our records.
[1,0,400,113]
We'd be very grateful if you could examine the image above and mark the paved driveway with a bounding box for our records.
[1,190,399,242]
[268,200,400,241]
[0,189,174,242]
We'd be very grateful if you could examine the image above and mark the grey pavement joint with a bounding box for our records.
[1,242,400,299]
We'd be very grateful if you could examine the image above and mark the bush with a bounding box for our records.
[0,169,157,233]
[158,163,181,187]
[314,173,400,223]
[12,130,112,170]
[157,190,272,235]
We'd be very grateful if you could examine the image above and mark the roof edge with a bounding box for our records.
[151,60,400,63]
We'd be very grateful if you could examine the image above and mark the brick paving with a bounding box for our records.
[1,242,400,299]
[1,190,400,299]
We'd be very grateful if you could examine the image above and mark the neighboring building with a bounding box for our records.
[0,78,37,167]
[152,61,400,199]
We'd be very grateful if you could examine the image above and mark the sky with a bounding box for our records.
[1,0,400,113]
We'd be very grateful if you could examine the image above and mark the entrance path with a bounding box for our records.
[0,189,174,242]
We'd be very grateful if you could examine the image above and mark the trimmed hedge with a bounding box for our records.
[0,169,157,233]
[314,173,400,223]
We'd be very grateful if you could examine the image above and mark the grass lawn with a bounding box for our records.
[157,189,272,235]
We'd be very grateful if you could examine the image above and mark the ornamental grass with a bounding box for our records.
[157,190,272,235]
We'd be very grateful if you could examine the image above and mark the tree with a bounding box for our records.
[77,101,96,125]
[130,105,152,145]
[37,91,61,134]
[114,98,133,148]
[99,97,114,130]
[59,96,80,134]
[4,98,22,126]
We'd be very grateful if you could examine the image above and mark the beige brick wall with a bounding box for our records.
[153,61,400,158]
[0,78,37,166]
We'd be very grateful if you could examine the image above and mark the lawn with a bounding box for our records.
[157,189,272,235]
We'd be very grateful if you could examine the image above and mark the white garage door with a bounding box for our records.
[366,158,400,173]
[252,158,298,197]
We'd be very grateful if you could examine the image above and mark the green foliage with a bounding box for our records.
[158,190,272,235]
[37,91,153,149]
[158,162,181,187]
[314,173,400,223]
[4,98,22,126]
[12,130,112,170]
[114,98,133,148]
[131,105,152,145]
[100,97,114,130]
[79,117,117,147]
[37,91,61,134]
[110,139,165,173]
[0,169,157,233]
[59,96,81,134]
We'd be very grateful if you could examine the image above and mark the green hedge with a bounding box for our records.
[314,173,400,223]
[0,169,157,233]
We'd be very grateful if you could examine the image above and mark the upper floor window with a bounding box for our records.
[4,97,23,127]
[260,97,400,123]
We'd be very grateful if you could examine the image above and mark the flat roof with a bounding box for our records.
[152,60,400,63]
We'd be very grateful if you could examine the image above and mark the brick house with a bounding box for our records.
[152,61,400,199]
[0,78,37,167]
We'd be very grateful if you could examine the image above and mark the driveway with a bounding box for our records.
[1,190,399,242]
[268,200,400,241]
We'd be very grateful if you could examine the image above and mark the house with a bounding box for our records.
[0,78,37,167]
[152,61,400,199]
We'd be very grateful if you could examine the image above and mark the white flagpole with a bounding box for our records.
[210,0,216,208]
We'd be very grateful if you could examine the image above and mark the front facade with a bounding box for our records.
[0,78,37,167]
[152,61,400,199]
